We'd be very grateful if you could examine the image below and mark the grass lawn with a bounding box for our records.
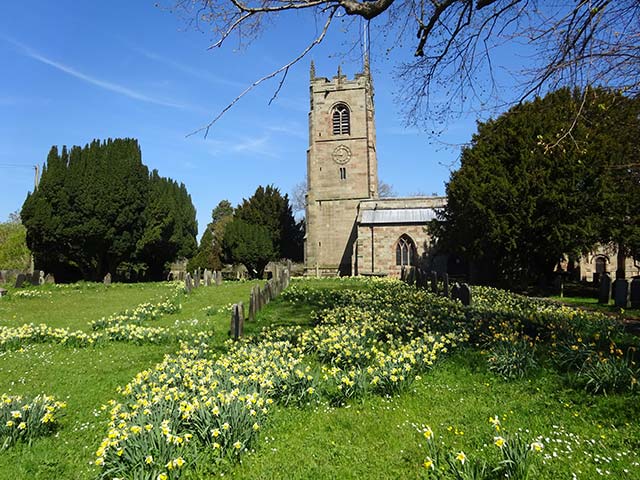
[0,278,638,479]
[0,280,260,478]
[549,295,640,319]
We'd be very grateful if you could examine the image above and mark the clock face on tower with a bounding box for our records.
[332,145,351,165]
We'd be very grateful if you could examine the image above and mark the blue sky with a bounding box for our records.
[0,1,516,237]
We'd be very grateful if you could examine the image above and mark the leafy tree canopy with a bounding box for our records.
[235,185,303,261]
[222,219,275,277]
[0,213,31,271]
[433,88,640,285]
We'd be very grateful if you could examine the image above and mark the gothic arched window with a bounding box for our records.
[396,235,417,266]
[332,104,350,135]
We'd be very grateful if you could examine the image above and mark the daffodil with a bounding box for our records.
[455,451,467,464]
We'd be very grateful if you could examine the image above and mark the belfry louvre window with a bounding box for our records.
[339,167,347,180]
[332,104,350,135]
[396,235,417,266]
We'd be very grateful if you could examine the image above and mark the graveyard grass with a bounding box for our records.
[0,279,638,479]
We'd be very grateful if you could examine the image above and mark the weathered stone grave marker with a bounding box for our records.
[103,273,112,285]
[613,278,628,308]
[459,283,472,306]
[443,273,450,297]
[15,273,26,288]
[230,302,245,340]
[185,273,192,293]
[630,277,640,309]
[598,273,611,304]
[44,273,55,284]
[430,271,438,293]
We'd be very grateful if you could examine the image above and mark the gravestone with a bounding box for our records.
[185,273,192,293]
[215,271,222,286]
[613,278,628,308]
[553,275,564,298]
[39,271,45,285]
[0,271,4,284]
[230,302,245,340]
[193,271,200,288]
[15,273,26,288]
[430,271,438,293]
[44,273,55,284]
[30,271,41,286]
[630,277,640,309]
[204,269,211,286]
[451,282,461,302]
[459,283,472,306]
[0,288,7,297]
[248,289,256,322]
[443,273,450,298]
[103,273,112,285]
[598,273,611,304]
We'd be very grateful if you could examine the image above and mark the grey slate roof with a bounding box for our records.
[359,208,439,225]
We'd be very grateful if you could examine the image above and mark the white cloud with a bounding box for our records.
[133,47,244,89]
[4,36,194,110]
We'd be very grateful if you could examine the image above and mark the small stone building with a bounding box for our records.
[304,63,445,277]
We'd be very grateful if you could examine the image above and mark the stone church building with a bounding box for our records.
[304,63,446,277]
[303,63,639,281]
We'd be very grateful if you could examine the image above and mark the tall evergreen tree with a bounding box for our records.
[22,139,197,282]
[433,88,639,285]
[235,185,303,261]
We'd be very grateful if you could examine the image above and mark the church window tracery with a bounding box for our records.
[396,234,417,266]
[332,104,350,135]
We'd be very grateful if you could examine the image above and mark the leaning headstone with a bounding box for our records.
[15,273,26,288]
[44,273,55,284]
[430,271,438,293]
[230,302,245,340]
[0,288,7,297]
[39,271,45,286]
[598,273,611,304]
[103,273,112,286]
[459,283,472,306]
[194,271,200,288]
[185,273,192,293]
[629,277,640,309]
[613,278,629,308]
[443,273,450,297]
[451,282,461,302]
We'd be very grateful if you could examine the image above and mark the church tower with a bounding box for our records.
[304,62,379,276]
